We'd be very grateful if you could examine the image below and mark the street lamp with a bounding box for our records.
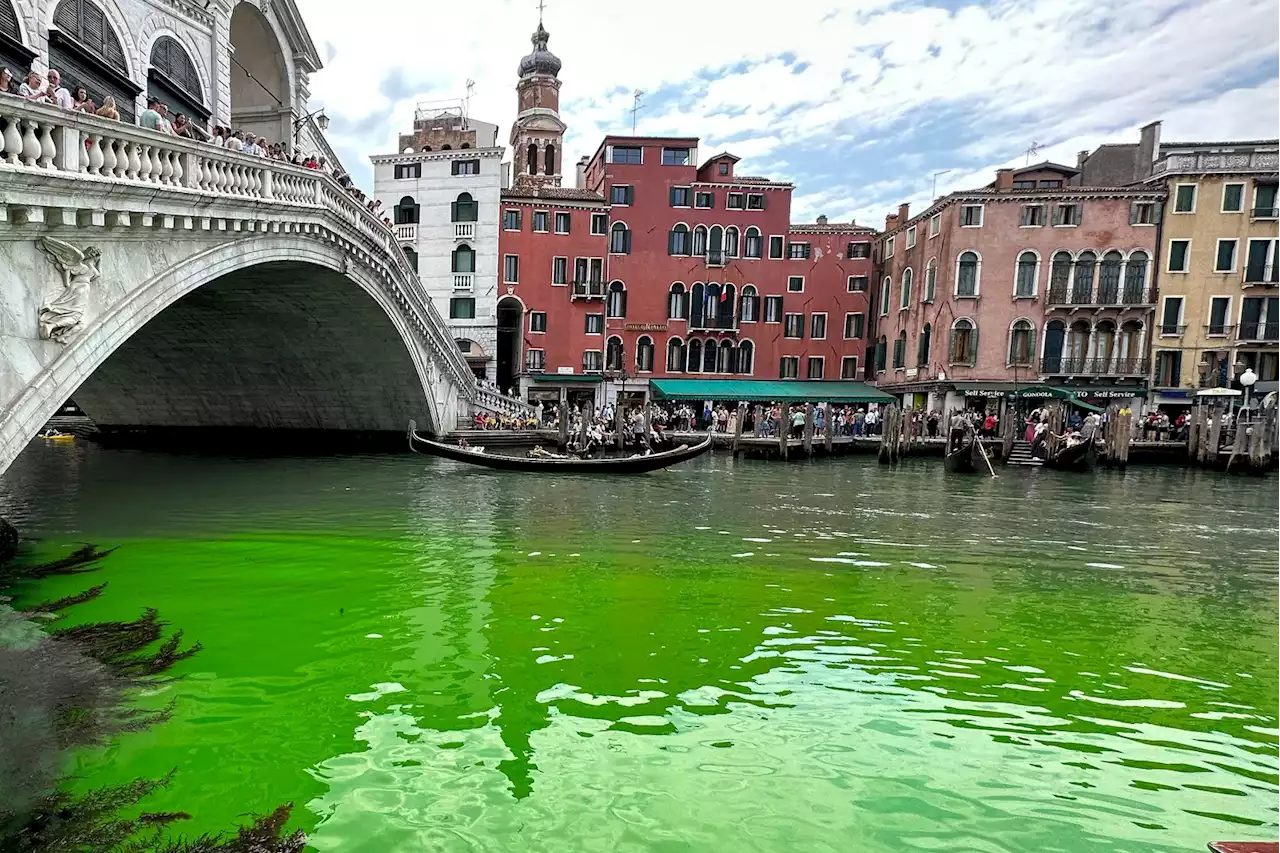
[292,108,329,145]
[1240,367,1258,409]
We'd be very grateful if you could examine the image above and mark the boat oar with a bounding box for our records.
[977,437,997,477]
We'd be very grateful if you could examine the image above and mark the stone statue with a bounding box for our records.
[37,237,101,344]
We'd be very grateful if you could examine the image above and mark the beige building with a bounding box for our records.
[1146,140,1279,405]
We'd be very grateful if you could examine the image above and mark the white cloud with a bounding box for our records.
[295,0,1280,229]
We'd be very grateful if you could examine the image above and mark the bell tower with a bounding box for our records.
[510,12,566,188]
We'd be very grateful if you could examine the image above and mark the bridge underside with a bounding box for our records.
[72,262,434,434]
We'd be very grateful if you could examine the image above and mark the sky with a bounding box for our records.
[296,0,1280,228]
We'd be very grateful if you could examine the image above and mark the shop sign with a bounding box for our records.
[964,389,1008,398]
[556,366,575,375]
[624,323,669,332]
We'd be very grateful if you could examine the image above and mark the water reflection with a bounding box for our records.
[1,444,1276,851]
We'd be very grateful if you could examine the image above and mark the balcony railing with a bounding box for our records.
[1251,206,1279,219]
[1040,357,1151,376]
[1237,322,1280,341]
[1243,264,1278,285]
[1047,285,1154,307]
[394,223,417,241]
[706,249,725,267]
[1204,323,1235,337]
[571,281,606,299]
[1151,150,1280,177]
[453,274,473,291]
[454,222,475,241]
[1157,323,1188,336]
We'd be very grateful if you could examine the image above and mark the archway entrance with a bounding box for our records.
[496,296,523,395]
[229,2,289,147]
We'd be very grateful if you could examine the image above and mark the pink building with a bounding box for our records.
[873,164,1166,416]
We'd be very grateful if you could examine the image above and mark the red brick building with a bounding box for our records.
[872,163,1165,417]
[495,21,878,409]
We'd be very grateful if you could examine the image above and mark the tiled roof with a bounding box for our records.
[790,223,876,234]
[501,186,607,202]
[733,176,773,184]
[698,151,740,170]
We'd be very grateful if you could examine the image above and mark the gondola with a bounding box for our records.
[1045,438,1099,472]
[407,420,712,473]
[944,436,987,474]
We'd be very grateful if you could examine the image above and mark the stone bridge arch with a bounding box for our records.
[0,238,448,472]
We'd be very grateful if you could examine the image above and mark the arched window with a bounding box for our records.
[725,226,740,258]
[1049,251,1073,302]
[924,258,937,302]
[717,283,737,329]
[703,338,718,373]
[1124,251,1149,303]
[1099,250,1123,302]
[527,142,538,175]
[704,283,722,328]
[149,36,206,121]
[1118,319,1143,370]
[394,195,419,225]
[879,276,892,315]
[1095,319,1117,367]
[53,0,127,71]
[668,283,688,320]
[451,244,475,273]
[917,322,932,367]
[605,336,624,371]
[667,337,686,372]
[451,192,477,223]
[401,246,418,273]
[421,146,432,152]
[460,143,471,149]
[692,225,708,256]
[737,340,754,374]
[544,144,556,175]
[900,268,913,309]
[690,283,706,329]
[1073,251,1097,303]
[1067,319,1091,369]
[606,281,627,318]
[949,318,977,365]
[892,330,907,369]
[1015,251,1038,298]
[610,222,631,254]
[1008,319,1035,366]
[442,144,452,150]
[717,340,734,373]
[636,335,654,372]
[708,225,724,264]
[668,224,690,255]
[1042,320,1066,372]
[956,251,980,297]
[744,227,763,259]
[687,339,702,373]
[739,285,759,323]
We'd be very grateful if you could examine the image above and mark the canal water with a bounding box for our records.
[1,441,1276,853]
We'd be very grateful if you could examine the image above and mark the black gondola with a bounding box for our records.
[944,436,987,474]
[407,421,712,473]
[1045,439,1099,472]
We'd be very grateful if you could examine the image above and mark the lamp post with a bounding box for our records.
[1240,367,1258,410]
[292,108,329,146]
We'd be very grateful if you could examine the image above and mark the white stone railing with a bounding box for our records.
[1152,149,1279,176]
[0,97,535,420]
[475,386,533,416]
[394,223,417,241]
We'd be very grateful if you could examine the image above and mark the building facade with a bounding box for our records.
[1141,139,1279,405]
[1,0,321,149]
[874,164,1164,415]
[371,109,504,381]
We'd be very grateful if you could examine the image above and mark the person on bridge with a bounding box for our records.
[95,96,119,121]
[46,69,73,110]
[19,70,49,103]
[0,67,14,95]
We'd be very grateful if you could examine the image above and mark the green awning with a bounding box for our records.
[648,378,895,404]
[529,375,603,384]
[1015,385,1105,412]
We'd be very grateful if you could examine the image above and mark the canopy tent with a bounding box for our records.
[648,379,894,404]
[1015,385,1105,413]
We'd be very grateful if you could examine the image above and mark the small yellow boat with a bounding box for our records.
[39,430,76,443]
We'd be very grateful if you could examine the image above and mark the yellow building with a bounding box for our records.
[1146,140,1279,407]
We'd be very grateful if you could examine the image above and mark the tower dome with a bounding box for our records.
[518,22,561,78]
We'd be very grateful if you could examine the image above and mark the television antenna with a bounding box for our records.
[1025,141,1041,165]
[630,89,645,134]
[931,169,951,200]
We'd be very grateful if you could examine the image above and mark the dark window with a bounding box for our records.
[1216,239,1237,272]
[744,229,762,258]
[1020,205,1045,226]
[394,163,421,179]
[1160,297,1184,334]
[768,236,784,259]
[1207,297,1230,335]
[1039,179,1062,188]
[1223,183,1244,212]
[1154,351,1182,387]
[401,247,418,273]
[844,313,864,339]
[583,350,603,372]
[527,143,538,174]
[529,312,547,333]
[503,255,519,283]
[1174,184,1197,213]
[694,192,714,209]
[956,251,980,296]
[606,337,624,371]
[747,194,765,210]
[1053,203,1081,226]
[779,356,799,379]
[585,314,604,334]
[555,212,570,234]
[807,357,824,379]
[662,147,691,166]
[636,336,655,371]
[787,242,810,260]
[451,244,475,273]
[54,0,127,71]
[610,184,634,205]
[449,297,475,319]
[784,314,804,339]
[787,276,804,292]
[960,205,983,227]
[811,313,826,339]
[610,223,631,254]
[1129,202,1157,225]
[668,225,690,255]
[552,257,567,284]
[533,211,549,232]
[764,296,783,323]
[526,349,546,371]
[606,282,627,318]
[841,356,859,379]
[151,35,201,101]
[591,213,608,235]
[394,195,419,225]
[718,163,729,176]
[451,159,480,176]
[503,209,521,230]
[892,334,906,369]
[848,275,868,292]
[739,287,759,322]
[611,146,643,164]
[846,242,871,259]
[544,144,556,176]
[1012,180,1036,189]
[670,186,691,207]
[450,192,477,222]
[1168,240,1190,272]
[727,193,745,209]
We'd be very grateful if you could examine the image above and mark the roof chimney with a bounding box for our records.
[575,155,588,190]
[994,168,1014,191]
[885,212,900,231]
[816,214,828,225]
[1137,120,1162,182]
[1077,149,1090,170]
[897,203,910,222]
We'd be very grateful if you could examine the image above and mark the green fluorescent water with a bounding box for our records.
[1,442,1277,852]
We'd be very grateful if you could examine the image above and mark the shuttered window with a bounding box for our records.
[54,0,126,71]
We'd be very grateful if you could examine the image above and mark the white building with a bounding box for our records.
[371,105,504,383]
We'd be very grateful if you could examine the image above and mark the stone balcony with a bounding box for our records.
[1151,149,1279,177]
